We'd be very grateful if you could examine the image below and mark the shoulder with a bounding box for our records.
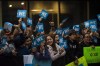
[55,43,59,47]
[55,43,61,49]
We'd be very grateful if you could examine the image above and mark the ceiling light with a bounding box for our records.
[31,9,54,12]
[9,5,12,7]
[21,2,24,5]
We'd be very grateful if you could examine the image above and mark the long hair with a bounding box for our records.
[45,34,57,52]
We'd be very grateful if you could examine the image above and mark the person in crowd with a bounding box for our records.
[55,34,59,44]
[0,29,15,54]
[90,31,100,46]
[0,29,18,66]
[1,34,16,56]
[45,34,66,66]
[53,23,63,36]
[25,25,33,37]
[49,22,55,34]
[17,37,32,56]
[67,31,79,63]
[77,33,95,57]
[32,37,51,66]
[12,18,26,50]
[54,34,66,66]
[13,27,26,50]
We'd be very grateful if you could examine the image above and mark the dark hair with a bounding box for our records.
[45,34,57,52]
[27,25,30,27]
[24,36,32,42]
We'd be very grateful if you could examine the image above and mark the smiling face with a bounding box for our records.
[46,36,53,46]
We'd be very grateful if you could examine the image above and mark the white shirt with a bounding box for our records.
[47,43,66,61]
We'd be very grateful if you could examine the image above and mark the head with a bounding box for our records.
[25,26,32,37]
[55,34,59,44]
[46,35,54,46]
[4,29,11,35]
[35,40,45,53]
[45,34,57,51]
[69,33,77,40]
[24,37,32,46]
[40,40,45,50]
[83,33,91,43]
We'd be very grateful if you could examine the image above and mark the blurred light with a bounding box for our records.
[31,10,41,12]
[9,5,12,7]
[21,2,24,5]
[31,9,54,12]
[48,9,54,11]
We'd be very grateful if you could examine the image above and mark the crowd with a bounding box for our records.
[0,17,100,66]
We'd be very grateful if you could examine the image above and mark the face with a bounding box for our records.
[84,34,91,43]
[41,41,45,45]
[55,35,59,43]
[40,41,45,50]
[46,36,53,46]
[70,34,76,40]
[25,38,32,45]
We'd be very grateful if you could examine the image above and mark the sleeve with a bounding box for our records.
[60,48,66,57]
[56,44,66,57]
[47,45,60,61]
